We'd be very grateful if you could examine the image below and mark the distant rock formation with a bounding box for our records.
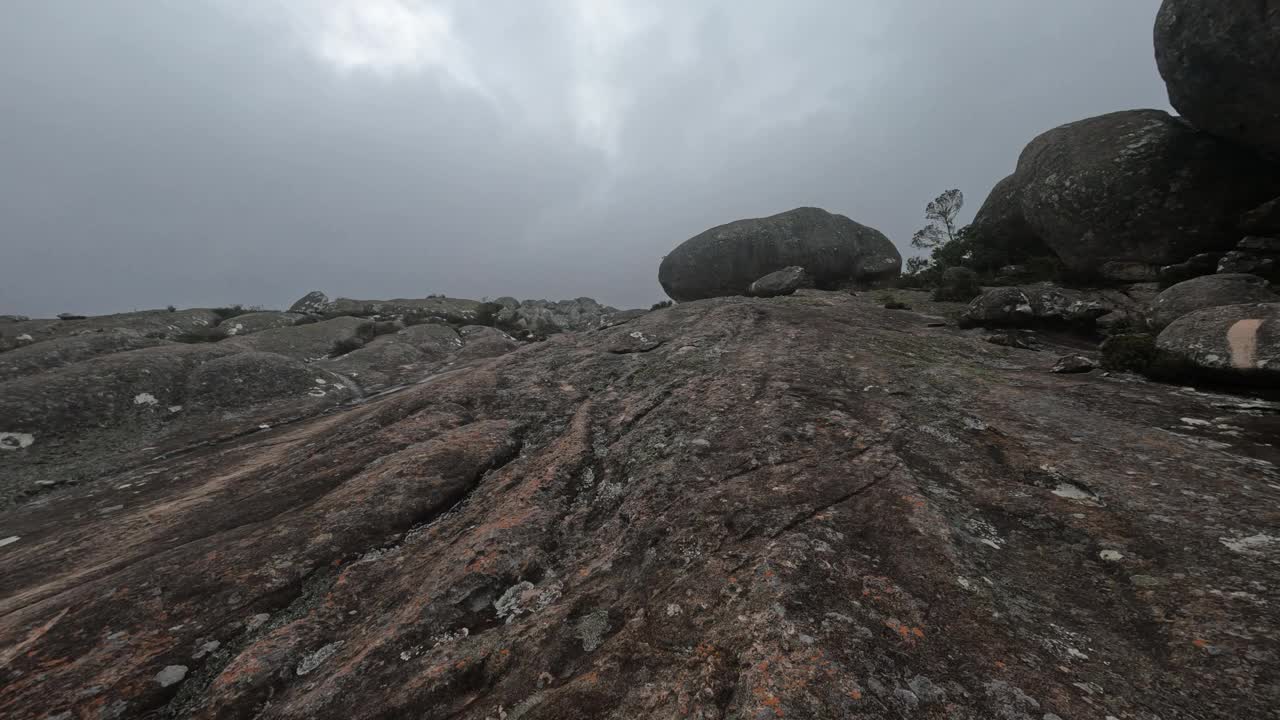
[658,207,900,301]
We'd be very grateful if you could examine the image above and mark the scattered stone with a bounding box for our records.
[154,665,188,688]
[1051,355,1095,374]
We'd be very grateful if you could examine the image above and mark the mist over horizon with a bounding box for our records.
[2,1,1170,317]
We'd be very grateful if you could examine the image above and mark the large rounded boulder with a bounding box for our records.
[1147,273,1277,330]
[658,207,900,301]
[1154,0,1280,158]
[1157,303,1280,383]
[1015,110,1280,279]
[972,110,1280,281]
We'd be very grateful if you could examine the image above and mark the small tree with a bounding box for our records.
[911,189,964,251]
[904,256,930,275]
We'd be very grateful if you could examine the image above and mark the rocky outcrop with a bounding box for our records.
[959,286,1113,329]
[498,297,627,334]
[0,330,171,381]
[289,290,330,314]
[1155,0,1280,157]
[229,316,376,360]
[1012,110,1280,279]
[218,311,310,336]
[1157,302,1280,383]
[964,174,1047,266]
[2,292,1276,720]
[749,266,812,298]
[1147,274,1278,331]
[658,207,901,301]
[0,308,221,353]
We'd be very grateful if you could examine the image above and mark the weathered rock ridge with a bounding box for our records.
[2,292,1277,720]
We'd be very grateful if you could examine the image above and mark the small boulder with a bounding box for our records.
[659,207,901,301]
[1157,303,1280,383]
[1155,0,1280,157]
[749,266,812,298]
[1148,274,1277,331]
[1051,355,1097,374]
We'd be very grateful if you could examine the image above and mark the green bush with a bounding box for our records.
[211,305,247,320]
[650,300,673,311]
[1100,334,1157,373]
[931,267,981,302]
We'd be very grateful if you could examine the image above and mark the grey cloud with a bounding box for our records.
[1,1,1168,315]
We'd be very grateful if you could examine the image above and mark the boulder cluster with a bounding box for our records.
[954,0,1280,387]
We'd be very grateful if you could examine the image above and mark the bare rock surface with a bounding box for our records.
[2,292,1277,720]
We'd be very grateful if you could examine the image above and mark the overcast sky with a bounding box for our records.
[1,1,1170,315]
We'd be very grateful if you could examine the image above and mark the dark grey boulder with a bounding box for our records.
[1148,274,1277,331]
[1159,252,1224,286]
[1217,252,1277,278]
[1241,197,1280,236]
[1012,110,1280,278]
[959,286,1111,329]
[289,291,330,314]
[749,266,812,298]
[1155,0,1280,157]
[965,174,1046,266]
[0,330,171,382]
[658,207,900,301]
[186,352,353,410]
[1157,303,1280,383]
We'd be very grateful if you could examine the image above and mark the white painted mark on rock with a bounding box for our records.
[1227,318,1262,369]
[0,536,19,548]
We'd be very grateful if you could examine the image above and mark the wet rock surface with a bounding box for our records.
[658,207,901,301]
[2,292,1277,720]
